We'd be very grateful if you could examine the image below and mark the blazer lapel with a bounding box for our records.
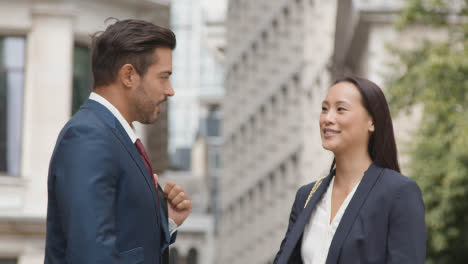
[159,185,171,252]
[83,100,161,222]
[114,122,162,221]
[325,163,384,264]
[278,172,334,263]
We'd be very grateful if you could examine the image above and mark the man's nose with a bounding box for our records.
[166,82,175,96]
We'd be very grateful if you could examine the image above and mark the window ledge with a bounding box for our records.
[0,215,46,235]
[0,174,26,187]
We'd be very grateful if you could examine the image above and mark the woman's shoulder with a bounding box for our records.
[377,168,425,221]
[296,176,327,198]
[296,182,315,198]
[291,180,322,210]
[377,167,422,196]
[299,181,317,190]
[379,167,416,184]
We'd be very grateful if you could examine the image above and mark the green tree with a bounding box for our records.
[386,0,468,263]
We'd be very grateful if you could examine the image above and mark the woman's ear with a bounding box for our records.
[368,119,375,132]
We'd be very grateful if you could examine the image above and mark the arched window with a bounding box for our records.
[186,248,198,264]
[169,247,180,264]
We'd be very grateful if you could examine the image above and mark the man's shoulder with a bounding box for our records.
[56,107,115,148]
[50,109,122,169]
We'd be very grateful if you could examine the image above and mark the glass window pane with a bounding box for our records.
[0,259,17,264]
[4,37,25,69]
[0,36,25,176]
[0,39,4,66]
[0,71,6,172]
[72,45,92,114]
[6,71,24,176]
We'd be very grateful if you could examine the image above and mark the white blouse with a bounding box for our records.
[301,177,360,264]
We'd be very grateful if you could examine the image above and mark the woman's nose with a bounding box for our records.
[323,110,335,124]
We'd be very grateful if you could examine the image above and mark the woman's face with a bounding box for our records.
[319,81,374,155]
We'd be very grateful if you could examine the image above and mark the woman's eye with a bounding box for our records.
[321,107,328,111]
[337,107,345,111]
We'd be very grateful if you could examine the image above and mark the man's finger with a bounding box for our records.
[153,173,159,186]
[167,185,183,200]
[175,200,192,211]
[170,192,186,206]
[163,181,176,196]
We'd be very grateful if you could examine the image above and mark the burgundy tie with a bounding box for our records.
[135,139,160,210]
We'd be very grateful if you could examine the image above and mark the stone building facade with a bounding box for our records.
[0,0,170,263]
[217,0,444,263]
[218,0,337,263]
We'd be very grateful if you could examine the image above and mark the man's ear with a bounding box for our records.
[119,64,139,88]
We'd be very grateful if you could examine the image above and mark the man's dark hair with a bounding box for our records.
[91,18,176,87]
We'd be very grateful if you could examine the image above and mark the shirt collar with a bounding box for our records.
[89,92,138,143]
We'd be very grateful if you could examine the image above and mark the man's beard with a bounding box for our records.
[134,86,160,124]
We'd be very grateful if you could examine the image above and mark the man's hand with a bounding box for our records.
[154,174,192,226]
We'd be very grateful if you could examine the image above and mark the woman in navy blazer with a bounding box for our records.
[274,76,426,264]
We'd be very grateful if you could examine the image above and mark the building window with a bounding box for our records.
[0,258,17,264]
[169,247,179,264]
[0,36,25,176]
[72,44,92,115]
[208,150,220,170]
[187,248,198,264]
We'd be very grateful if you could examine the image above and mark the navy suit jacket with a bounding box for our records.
[45,99,176,264]
[274,163,426,264]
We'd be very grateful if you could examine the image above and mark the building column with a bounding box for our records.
[21,5,74,216]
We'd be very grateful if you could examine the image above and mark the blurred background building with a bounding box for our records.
[0,0,452,263]
[216,0,445,263]
[168,0,225,171]
[0,0,181,263]
[0,0,225,262]
[158,0,226,263]
[167,0,202,171]
[0,0,172,263]
[218,0,335,262]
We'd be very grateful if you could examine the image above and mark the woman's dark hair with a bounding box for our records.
[91,18,176,87]
[329,76,400,173]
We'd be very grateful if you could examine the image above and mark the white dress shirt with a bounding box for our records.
[301,176,361,264]
[89,92,178,234]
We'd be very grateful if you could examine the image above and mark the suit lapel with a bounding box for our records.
[114,123,162,222]
[325,163,383,264]
[278,172,334,263]
[82,100,161,222]
[158,185,171,251]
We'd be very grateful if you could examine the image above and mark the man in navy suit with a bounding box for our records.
[45,19,192,264]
